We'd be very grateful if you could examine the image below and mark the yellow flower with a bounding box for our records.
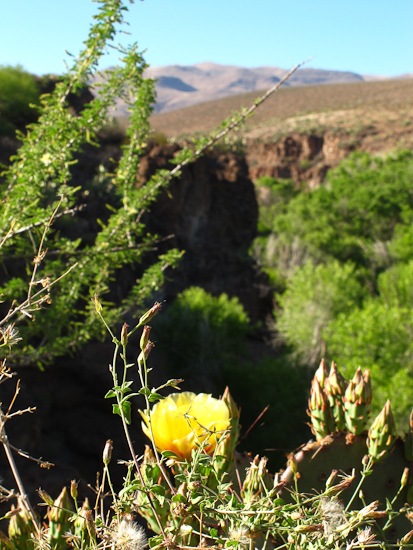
[140,392,230,460]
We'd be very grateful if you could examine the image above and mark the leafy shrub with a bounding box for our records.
[276,260,364,365]
[323,261,413,427]
[325,300,413,428]
[0,65,41,135]
[377,260,413,308]
[152,286,250,386]
[273,150,413,273]
[252,177,301,287]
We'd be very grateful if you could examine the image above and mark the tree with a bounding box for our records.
[276,260,364,365]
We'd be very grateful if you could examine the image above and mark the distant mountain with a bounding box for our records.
[144,63,366,113]
[94,63,405,117]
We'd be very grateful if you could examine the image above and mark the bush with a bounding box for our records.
[276,260,364,365]
[0,65,41,135]
[324,262,413,427]
[273,150,413,273]
[152,287,250,387]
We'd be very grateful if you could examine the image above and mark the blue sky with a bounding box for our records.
[0,0,412,77]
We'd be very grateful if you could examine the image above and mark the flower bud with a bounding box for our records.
[70,480,78,500]
[367,400,396,461]
[47,487,73,547]
[138,302,162,326]
[93,293,102,313]
[324,362,346,432]
[8,502,37,543]
[103,439,113,466]
[314,358,329,389]
[139,325,151,352]
[344,368,372,435]
[120,323,129,346]
[137,341,155,369]
[47,486,73,524]
[401,467,410,490]
[308,377,335,440]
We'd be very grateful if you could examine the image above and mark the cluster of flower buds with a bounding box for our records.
[308,360,397,462]
[6,501,37,550]
[241,455,272,504]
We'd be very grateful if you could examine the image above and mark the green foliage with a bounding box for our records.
[256,150,413,427]
[325,280,413,428]
[323,263,413,426]
[272,149,413,273]
[0,1,187,365]
[0,65,40,136]
[276,260,364,364]
[252,177,299,285]
[152,287,250,385]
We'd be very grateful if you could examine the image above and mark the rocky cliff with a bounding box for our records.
[139,143,271,322]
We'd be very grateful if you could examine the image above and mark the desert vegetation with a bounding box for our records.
[1,0,413,548]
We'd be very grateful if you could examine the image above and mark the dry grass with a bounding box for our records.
[150,78,413,143]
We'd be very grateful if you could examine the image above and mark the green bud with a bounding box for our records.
[367,400,397,461]
[314,358,329,389]
[74,499,95,544]
[139,325,151,352]
[344,368,372,435]
[93,293,102,314]
[214,387,239,476]
[324,362,346,432]
[48,486,73,546]
[70,480,78,501]
[308,377,335,440]
[400,467,410,490]
[137,341,155,369]
[120,322,129,346]
[8,502,37,548]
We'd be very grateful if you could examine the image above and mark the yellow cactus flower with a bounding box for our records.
[140,392,230,460]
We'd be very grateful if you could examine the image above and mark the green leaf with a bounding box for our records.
[172,493,186,503]
[161,450,179,459]
[151,484,166,497]
[112,400,131,424]
[148,391,163,402]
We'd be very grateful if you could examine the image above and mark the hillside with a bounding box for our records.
[150,78,413,148]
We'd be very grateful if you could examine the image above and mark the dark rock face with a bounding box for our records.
[140,144,272,323]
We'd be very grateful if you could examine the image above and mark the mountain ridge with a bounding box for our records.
[144,62,366,113]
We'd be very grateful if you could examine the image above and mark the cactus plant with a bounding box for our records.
[281,360,413,543]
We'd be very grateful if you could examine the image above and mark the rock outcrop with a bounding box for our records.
[139,143,272,322]
[246,131,356,188]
